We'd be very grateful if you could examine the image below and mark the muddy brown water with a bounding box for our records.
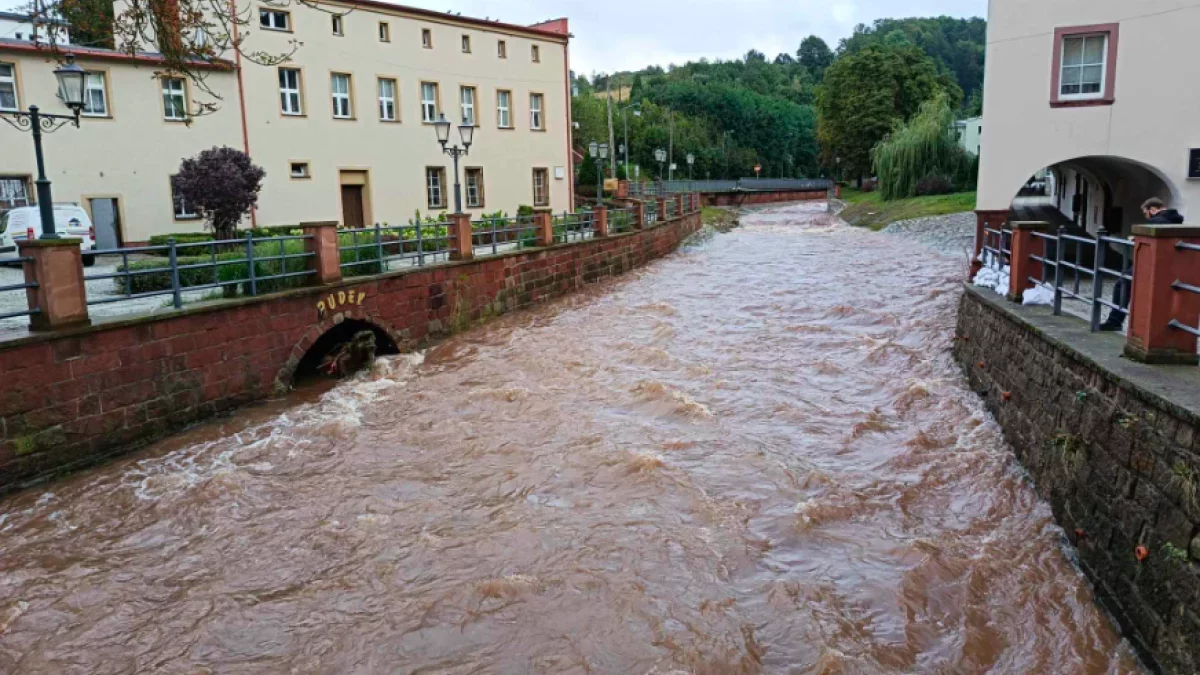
[0,203,1144,674]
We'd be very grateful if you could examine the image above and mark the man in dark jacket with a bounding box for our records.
[1099,197,1185,331]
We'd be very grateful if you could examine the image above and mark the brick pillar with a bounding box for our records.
[534,210,555,247]
[675,194,685,218]
[301,221,342,285]
[448,213,473,261]
[1006,221,1050,302]
[616,181,629,199]
[657,197,668,222]
[834,185,842,199]
[593,206,609,237]
[973,210,1008,277]
[633,201,646,230]
[19,239,89,331]
[1125,225,1200,365]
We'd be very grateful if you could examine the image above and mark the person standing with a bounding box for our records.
[1099,198,1184,331]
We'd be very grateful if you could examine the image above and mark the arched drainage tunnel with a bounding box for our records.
[295,319,400,382]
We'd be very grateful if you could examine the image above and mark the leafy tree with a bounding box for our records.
[872,95,978,200]
[816,43,959,183]
[56,0,114,48]
[797,35,833,77]
[174,147,265,242]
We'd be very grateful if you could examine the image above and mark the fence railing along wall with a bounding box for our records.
[1,195,702,337]
[975,221,1200,365]
[627,178,833,197]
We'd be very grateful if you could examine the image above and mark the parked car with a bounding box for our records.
[0,205,97,266]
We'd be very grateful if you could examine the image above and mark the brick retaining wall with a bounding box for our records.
[956,286,1200,673]
[704,190,828,206]
[0,212,702,493]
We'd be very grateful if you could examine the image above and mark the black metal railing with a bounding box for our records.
[644,202,660,227]
[0,254,38,321]
[631,178,832,195]
[554,210,594,244]
[470,214,538,255]
[981,226,1012,269]
[1169,242,1200,337]
[610,206,637,234]
[1030,227,1134,331]
[665,199,678,220]
[87,233,316,310]
[339,221,454,274]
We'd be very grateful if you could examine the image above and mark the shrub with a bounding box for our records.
[915,175,955,196]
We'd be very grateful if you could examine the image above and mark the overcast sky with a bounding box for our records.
[398,0,988,76]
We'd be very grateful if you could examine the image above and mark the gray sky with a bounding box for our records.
[397,0,988,76]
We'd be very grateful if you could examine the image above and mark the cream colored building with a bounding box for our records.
[0,4,573,245]
[977,0,1197,234]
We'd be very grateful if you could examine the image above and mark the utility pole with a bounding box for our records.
[668,110,674,182]
[605,79,617,178]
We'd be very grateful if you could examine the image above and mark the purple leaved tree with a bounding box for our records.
[173,147,266,242]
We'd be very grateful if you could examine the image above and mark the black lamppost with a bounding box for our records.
[433,112,474,214]
[620,102,640,181]
[654,148,666,190]
[588,141,608,206]
[687,153,695,182]
[0,55,86,239]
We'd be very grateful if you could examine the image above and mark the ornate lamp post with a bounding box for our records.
[0,55,86,239]
[687,153,695,181]
[433,112,474,214]
[654,148,666,191]
[588,141,608,205]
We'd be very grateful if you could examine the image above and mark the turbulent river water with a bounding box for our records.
[0,203,1145,674]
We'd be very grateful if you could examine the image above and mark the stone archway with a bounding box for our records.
[275,310,402,389]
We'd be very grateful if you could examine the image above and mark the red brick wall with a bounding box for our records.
[0,212,702,492]
[705,190,828,206]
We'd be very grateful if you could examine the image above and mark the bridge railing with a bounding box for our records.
[0,251,38,322]
[470,214,539,256]
[629,178,832,196]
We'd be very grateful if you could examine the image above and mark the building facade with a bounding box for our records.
[954,117,982,157]
[0,4,572,245]
[977,0,1197,235]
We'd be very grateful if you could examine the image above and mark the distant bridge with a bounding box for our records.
[623,178,834,206]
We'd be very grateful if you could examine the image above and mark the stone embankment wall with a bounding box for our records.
[704,190,828,206]
[0,212,702,493]
[956,286,1200,674]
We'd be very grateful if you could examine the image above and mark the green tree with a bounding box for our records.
[816,43,960,183]
[797,35,834,77]
[872,94,978,200]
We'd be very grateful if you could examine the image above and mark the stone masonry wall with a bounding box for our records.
[0,212,702,493]
[704,190,828,206]
[956,287,1200,674]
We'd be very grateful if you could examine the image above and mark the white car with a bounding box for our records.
[0,204,98,266]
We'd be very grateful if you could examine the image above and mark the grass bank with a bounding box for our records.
[701,206,738,231]
[838,189,976,231]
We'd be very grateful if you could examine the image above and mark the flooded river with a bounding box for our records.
[0,203,1143,674]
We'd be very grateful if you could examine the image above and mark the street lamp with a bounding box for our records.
[687,153,695,182]
[589,141,608,205]
[0,55,86,239]
[620,103,641,182]
[654,148,666,188]
[434,112,474,214]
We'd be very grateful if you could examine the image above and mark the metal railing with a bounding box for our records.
[340,221,454,274]
[609,206,637,234]
[630,178,832,196]
[87,233,316,310]
[981,226,1012,268]
[1030,226,1134,331]
[470,214,538,256]
[0,254,38,321]
[665,199,678,220]
[644,201,660,227]
[1169,242,1200,337]
[554,210,595,244]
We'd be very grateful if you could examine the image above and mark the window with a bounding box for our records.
[378,78,397,121]
[162,77,187,121]
[378,22,390,42]
[259,9,290,31]
[421,28,432,48]
[529,93,544,130]
[1060,34,1106,99]
[497,40,507,59]
[460,86,476,126]
[82,72,108,117]
[496,89,512,128]
[531,45,540,62]
[0,63,19,112]
[461,35,471,53]
[532,168,549,207]
[331,73,352,118]
[465,168,484,208]
[426,167,446,209]
[279,67,303,115]
[420,82,439,123]
[290,162,310,179]
[332,14,343,35]
[171,177,199,220]
[0,177,30,214]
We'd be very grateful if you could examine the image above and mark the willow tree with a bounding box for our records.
[872,95,977,200]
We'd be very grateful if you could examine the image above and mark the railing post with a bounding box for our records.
[633,201,645,230]
[18,238,89,331]
[301,221,342,284]
[1125,224,1200,364]
[448,213,474,261]
[593,206,609,238]
[534,210,554,247]
[675,193,685,218]
[244,230,258,296]
[657,197,668,223]
[616,180,629,199]
[1007,221,1050,303]
[168,238,182,309]
[1091,228,1108,332]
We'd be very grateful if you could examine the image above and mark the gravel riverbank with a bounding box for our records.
[881,211,976,259]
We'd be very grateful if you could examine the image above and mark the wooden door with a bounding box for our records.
[341,185,365,229]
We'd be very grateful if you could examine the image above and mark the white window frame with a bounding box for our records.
[465,168,483,208]
[529,93,544,130]
[378,22,390,42]
[532,168,549,207]
[421,82,438,123]
[279,68,303,115]
[378,78,397,121]
[460,86,476,126]
[331,14,343,35]
[497,40,507,59]
[331,73,352,119]
[461,34,471,53]
[426,167,446,209]
[171,177,199,220]
[162,77,187,121]
[531,45,540,62]
[496,90,512,128]
[1059,34,1108,101]
[290,162,310,179]
[421,28,432,48]
[0,63,17,112]
[259,9,290,31]
[82,71,108,117]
